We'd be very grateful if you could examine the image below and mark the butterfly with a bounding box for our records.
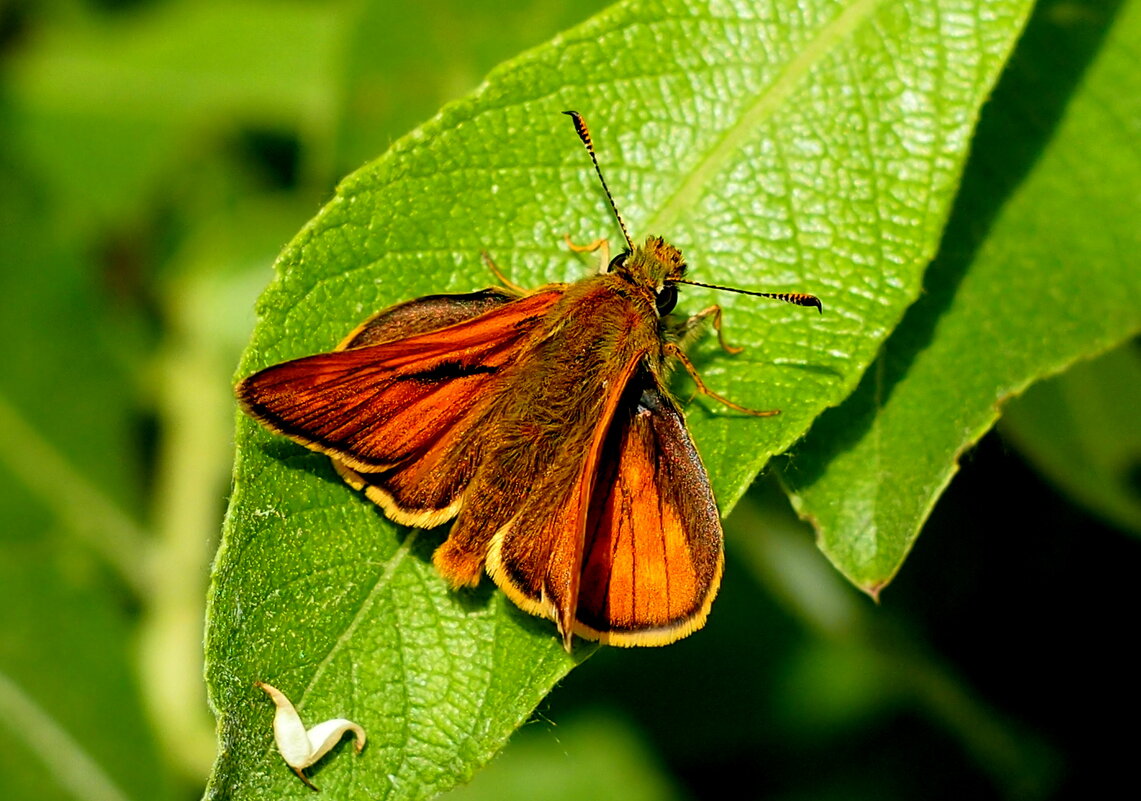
[237,111,820,650]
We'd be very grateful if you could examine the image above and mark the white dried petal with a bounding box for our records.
[256,681,366,791]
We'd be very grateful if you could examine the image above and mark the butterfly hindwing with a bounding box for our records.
[469,319,723,649]
[574,375,723,646]
[476,348,645,645]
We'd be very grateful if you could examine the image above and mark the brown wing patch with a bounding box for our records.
[338,288,521,349]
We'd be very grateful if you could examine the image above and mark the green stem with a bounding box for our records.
[0,396,149,595]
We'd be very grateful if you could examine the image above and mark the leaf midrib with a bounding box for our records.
[295,531,420,706]
[645,0,887,233]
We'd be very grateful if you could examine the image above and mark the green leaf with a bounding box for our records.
[208,0,1032,797]
[1000,341,1141,536]
[782,0,1141,592]
[440,712,685,801]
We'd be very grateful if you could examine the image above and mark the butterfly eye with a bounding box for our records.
[607,252,628,272]
[656,283,678,314]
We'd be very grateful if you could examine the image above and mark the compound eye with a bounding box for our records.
[656,283,678,314]
[607,251,628,272]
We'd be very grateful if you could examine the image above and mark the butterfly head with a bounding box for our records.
[605,235,686,315]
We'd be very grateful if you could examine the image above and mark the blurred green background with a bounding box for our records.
[1,1,1138,800]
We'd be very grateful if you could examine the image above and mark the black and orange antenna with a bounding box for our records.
[563,110,635,250]
[675,281,823,313]
[564,110,821,314]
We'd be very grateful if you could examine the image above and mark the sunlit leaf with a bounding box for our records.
[209,0,1032,797]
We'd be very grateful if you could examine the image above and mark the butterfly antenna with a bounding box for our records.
[563,110,635,250]
[675,280,824,314]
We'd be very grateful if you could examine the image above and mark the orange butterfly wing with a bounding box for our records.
[575,378,723,646]
[237,287,562,526]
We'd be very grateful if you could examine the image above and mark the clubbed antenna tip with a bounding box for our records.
[676,281,823,314]
[563,110,634,250]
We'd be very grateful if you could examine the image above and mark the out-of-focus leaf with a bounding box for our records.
[0,180,172,801]
[440,713,684,801]
[1000,341,1141,536]
[334,0,612,168]
[0,164,146,588]
[0,542,176,801]
[3,0,345,226]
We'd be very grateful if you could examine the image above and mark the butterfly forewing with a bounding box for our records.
[237,288,563,523]
[338,289,520,348]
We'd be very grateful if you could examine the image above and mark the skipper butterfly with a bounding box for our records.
[237,111,820,649]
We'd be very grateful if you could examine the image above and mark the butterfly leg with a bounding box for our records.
[670,304,744,354]
[481,251,528,295]
[563,234,610,274]
[664,342,779,417]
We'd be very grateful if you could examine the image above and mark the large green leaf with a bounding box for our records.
[208,0,1031,797]
[782,0,1141,593]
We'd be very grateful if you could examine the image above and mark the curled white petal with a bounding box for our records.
[304,717,367,764]
[256,681,366,790]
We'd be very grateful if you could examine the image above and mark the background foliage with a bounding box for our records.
[1,1,1138,801]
